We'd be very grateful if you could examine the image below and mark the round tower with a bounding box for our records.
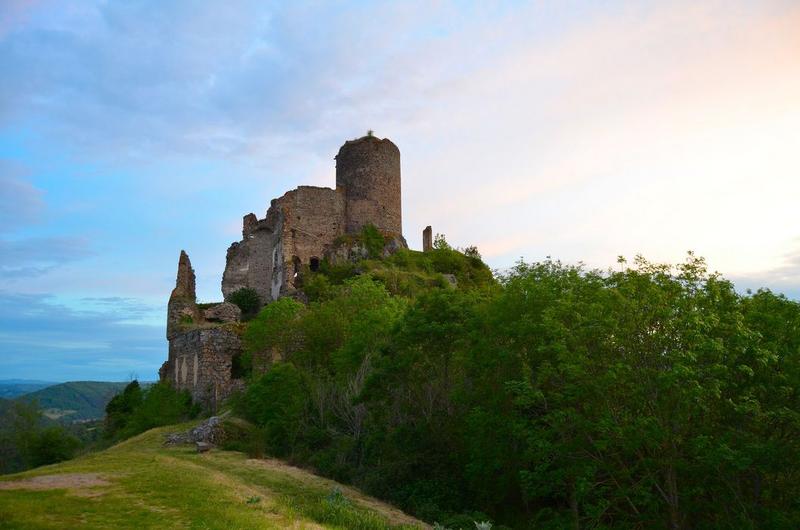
[335,135,401,236]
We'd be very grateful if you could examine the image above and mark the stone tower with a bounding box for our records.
[336,135,402,236]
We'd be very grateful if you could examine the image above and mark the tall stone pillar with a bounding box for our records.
[167,250,201,340]
[423,226,433,252]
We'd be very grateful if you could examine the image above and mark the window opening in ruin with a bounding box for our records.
[230,352,246,380]
[292,256,301,279]
[310,257,320,272]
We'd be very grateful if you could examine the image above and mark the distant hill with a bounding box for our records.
[0,380,56,399]
[19,381,129,422]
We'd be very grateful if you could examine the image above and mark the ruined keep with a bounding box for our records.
[221,135,403,303]
[160,135,406,407]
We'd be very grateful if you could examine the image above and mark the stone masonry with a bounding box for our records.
[221,135,404,303]
[161,135,407,407]
[423,226,433,252]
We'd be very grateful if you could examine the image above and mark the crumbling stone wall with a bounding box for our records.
[222,216,280,304]
[167,251,202,340]
[221,186,346,303]
[336,136,402,236]
[166,327,243,410]
[274,185,345,295]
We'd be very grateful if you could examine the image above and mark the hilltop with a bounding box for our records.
[19,382,130,422]
[0,421,425,529]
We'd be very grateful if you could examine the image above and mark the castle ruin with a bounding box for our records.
[159,135,406,407]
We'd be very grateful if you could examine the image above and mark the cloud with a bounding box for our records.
[0,236,93,278]
[0,1,497,164]
[0,291,164,381]
[0,163,43,231]
[730,240,800,300]
[0,0,798,383]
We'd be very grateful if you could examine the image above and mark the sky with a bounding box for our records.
[1,0,799,382]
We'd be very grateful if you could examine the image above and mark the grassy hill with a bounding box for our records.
[19,382,129,422]
[0,422,426,529]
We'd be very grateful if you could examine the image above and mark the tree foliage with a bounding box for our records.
[0,400,80,473]
[104,380,198,442]
[234,252,800,528]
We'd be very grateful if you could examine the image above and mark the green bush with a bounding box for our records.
[243,297,305,375]
[28,426,80,467]
[227,287,261,319]
[237,363,308,456]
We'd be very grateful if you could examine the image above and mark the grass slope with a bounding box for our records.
[0,422,426,529]
[19,382,129,421]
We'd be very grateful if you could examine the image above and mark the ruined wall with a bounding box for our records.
[166,327,243,410]
[336,136,401,236]
[167,250,202,340]
[274,186,345,294]
[222,185,346,302]
[221,216,280,304]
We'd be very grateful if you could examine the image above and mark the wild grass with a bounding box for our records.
[0,423,425,529]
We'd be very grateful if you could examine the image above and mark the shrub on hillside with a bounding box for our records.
[28,426,80,467]
[236,363,307,457]
[0,400,81,472]
[242,297,305,376]
[104,380,199,441]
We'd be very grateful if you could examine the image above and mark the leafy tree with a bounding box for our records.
[28,426,80,467]
[243,297,305,375]
[104,380,197,442]
[104,380,143,437]
[0,400,81,472]
[239,362,308,456]
[433,233,451,250]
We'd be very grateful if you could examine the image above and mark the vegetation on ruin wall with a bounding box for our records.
[304,238,494,304]
[234,251,800,529]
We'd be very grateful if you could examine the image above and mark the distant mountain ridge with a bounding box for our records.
[0,380,56,399]
[18,381,129,422]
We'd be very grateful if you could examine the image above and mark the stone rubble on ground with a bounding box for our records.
[164,414,226,446]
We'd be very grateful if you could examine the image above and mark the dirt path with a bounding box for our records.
[0,473,111,492]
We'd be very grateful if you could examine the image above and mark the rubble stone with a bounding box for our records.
[203,302,241,323]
